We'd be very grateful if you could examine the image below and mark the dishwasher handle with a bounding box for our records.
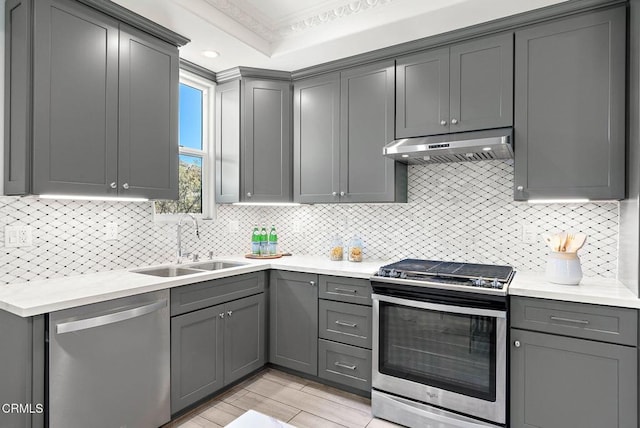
[56,299,168,334]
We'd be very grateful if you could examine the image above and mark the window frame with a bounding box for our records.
[153,69,216,223]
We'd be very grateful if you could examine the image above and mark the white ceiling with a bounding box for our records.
[112,0,569,73]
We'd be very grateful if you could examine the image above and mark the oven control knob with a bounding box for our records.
[471,278,486,287]
[514,340,521,348]
[400,272,407,279]
[491,278,501,288]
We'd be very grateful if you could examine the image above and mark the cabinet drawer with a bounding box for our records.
[319,275,373,306]
[511,297,637,346]
[171,272,266,316]
[318,339,371,392]
[319,300,372,349]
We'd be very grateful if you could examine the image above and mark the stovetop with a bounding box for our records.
[374,258,515,292]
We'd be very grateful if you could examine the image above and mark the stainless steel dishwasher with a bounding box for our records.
[49,289,170,428]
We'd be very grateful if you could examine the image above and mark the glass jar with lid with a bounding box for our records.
[329,235,344,261]
[348,235,364,262]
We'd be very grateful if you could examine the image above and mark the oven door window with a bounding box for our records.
[379,302,496,401]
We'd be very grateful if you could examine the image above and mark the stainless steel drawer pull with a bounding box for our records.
[334,288,357,294]
[334,362,357,370]
[335,320,357,328]
[550,316,590,325]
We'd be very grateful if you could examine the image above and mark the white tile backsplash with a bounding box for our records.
[0,160,619,285]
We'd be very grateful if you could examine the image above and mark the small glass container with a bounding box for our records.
[329,235,344,261]
[348,236,364,262]
[546,251,583,285]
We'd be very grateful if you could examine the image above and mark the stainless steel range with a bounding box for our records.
[371,259,514,428]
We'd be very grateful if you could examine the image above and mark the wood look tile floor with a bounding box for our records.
[163,368,403,428]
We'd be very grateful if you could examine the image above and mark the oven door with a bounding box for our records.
[372,293,506,425]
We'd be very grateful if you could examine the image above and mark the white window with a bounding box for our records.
[154,70,215,221]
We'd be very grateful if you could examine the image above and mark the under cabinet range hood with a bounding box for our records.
[383,128,513,164]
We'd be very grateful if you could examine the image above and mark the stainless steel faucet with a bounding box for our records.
[177,213,200,263]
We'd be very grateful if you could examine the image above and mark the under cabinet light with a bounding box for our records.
[527,198,590,204]
[39,194,149,202]
[232,202,301,207]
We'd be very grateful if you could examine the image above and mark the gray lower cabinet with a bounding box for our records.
[269,271,318,375]
[514,6,625,201]
[171,291,266,414]
[0,311,45,428]
[510,296,638,427]
[294,63,407,204]
[215,77,292,203]
[171,304,224,414]
[396,32,513,138]
[510,329,637,428]
[317,275,372,393]
[5,0,180,199]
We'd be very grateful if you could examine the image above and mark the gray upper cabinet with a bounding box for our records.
[341,61,406,203]
[269,270,318,375]
[294,62,407,204]
[293,73,341,203]
[396,33,513,138]
[5,0,182,199]
[117,25,179,200]
[514,7,626,201]
[215,77,292,203]
[215,81,241,204]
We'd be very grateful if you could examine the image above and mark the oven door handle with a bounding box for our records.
[372,294,506,319]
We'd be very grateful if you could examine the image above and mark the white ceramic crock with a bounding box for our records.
[546,251,583,285]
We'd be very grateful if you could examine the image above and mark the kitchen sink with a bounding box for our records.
[133,266,204,277]
[187,261,247,270]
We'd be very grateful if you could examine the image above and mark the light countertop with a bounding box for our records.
[2,256,639,317]
[509,271,640,309]
[0,255,386,317]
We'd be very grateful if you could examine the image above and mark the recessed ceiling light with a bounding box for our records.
[202,50,219,58]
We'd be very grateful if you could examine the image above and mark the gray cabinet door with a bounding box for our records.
[243,79,292,202]
[293,73,341,203]
[4,0,32,195]
[396,48,450,138]
[340,61,406,203]
[511,329,637,428]
[171,305,224,414]
[450,33,513,133]
[223,293,266,385]
[32,0,119,196]
[269,271,318,375]
[514,7,625,200]
[215,80,241,203]
[118,24,179,200]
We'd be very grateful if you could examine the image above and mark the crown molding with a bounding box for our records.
[216,67,292,84]
[291,0,626,80]
[77,0,190,46]
[180,59,217,82]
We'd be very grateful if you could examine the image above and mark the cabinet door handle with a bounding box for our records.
[332,192,338,196]
[247,192,252,198]
[514,340,521,348]
[334,288,357,294]
[516,185,524,191]
[451,118,458,125]
[219,313,224,319]
[309,281,316,286]
[110,182,117,189]
[334,362,357,370]
[340,191,345,197]
[122,183,129,190]
[335,320,357,328]
[549,316,589,325]
[440,120,447,126]
[227,310,233,317]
